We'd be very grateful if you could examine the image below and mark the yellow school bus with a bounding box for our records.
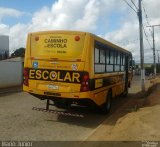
[23,30,133,113]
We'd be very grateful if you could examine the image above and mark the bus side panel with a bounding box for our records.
[89,35,132,106]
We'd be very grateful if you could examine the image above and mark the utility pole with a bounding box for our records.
[157,50,160,63]
[147,25,160,76]
[138,0,145,92]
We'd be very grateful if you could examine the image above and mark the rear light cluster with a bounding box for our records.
[80,73,90,92]
[23,68,29,86]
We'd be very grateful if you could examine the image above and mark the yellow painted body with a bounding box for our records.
[23,30,132,106]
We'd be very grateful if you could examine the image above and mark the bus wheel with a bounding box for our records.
[100,90,112,114]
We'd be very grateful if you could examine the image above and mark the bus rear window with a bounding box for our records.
[30,33,86,60]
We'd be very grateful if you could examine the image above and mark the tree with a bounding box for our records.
[11,48,25,57]
[145,64,160,75]
[156,63,160,73]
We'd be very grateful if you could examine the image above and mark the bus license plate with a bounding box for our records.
[47,85,59,90]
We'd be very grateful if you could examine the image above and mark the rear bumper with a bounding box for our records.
[23,85,106,106]
[30,93,97,107]
[23,85,91,98]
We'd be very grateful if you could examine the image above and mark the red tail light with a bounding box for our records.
[80,73,90,92]
[23,68,29,86]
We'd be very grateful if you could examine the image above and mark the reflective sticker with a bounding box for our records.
[95,79,103,89]
[72,64,78,71]
[33,61,38,68]
[28,69,81,83]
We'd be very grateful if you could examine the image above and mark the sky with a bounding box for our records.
[0,0,160,63]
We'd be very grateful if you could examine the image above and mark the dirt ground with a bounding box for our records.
[1,76,160,145]
[87,78,160,141]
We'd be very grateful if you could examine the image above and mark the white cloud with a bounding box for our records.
[143,0,160,19]
[4,0,123,52]
[104,0,160,63]
[0,7,23,21]
[0,0,160,63]
[9,23,28,51]
[28,0,125,32]
[29,0,103,31]
[74,0,100,30]
[0,24,10,35]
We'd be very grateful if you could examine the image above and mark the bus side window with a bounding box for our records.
[106,50,109,64]
[110,50,114,64]
[106,50,114,72]
[95,48,99,63]
[121,54,125,71]
[100,49,105,63]
[100,49,105,72]
[115,51,120,71]
[95,48,100,73]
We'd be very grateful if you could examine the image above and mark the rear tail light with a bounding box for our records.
[80,72,90,92]
[23,68,29,86]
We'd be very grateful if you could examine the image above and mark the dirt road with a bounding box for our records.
[0,92,108,141]
[87,78,160,141]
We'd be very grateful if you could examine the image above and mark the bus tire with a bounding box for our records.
[100,90,112,114]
